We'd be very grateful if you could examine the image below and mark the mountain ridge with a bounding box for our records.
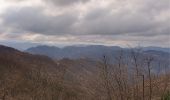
[26,45,170,59]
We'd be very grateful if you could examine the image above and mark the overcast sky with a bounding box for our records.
[0,0,169,49]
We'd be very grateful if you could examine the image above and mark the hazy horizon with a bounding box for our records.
[0,40,170,51]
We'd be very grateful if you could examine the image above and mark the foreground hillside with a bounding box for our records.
[0,45,91,100]
[0,45,170,100]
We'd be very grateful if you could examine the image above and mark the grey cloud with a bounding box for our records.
[44,0,90,6]
[1,0,170,37]
[0,20,6,34]
[2,7,78,35]
[5,0,22,1]
[138,0,170,13]
[75,0,170,36]
[4,0,90,6]
[84,7,110,20]
[5,0,28,3]
[77,11,156,35]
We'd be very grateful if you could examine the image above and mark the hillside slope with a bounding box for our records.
[0,45,169,100]
[0,45,93,100]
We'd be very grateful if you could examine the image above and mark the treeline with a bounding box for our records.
[0,47,169,100]
[97,49,170,100]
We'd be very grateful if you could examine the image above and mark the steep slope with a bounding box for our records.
[0,45,91,100]
[0,45,61,99]
[0,45,103,100]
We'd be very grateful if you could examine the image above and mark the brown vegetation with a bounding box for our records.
[0,45,169,100]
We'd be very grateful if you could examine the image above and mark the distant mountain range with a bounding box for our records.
[25,45,170,60]
[142,46,170,53]
[0,44,169,99]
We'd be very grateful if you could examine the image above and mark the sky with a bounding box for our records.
[0,0,170,49]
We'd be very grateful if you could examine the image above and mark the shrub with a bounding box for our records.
[162,91,170,100]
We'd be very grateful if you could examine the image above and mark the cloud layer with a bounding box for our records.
[0,0,170,47]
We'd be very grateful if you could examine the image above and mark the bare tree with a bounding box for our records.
[130,47,143,100]
[113,50,129,100]
[145,56,154,100]
[102,55,113,100]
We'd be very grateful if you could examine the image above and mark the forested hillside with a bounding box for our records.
[0,45,169,100]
